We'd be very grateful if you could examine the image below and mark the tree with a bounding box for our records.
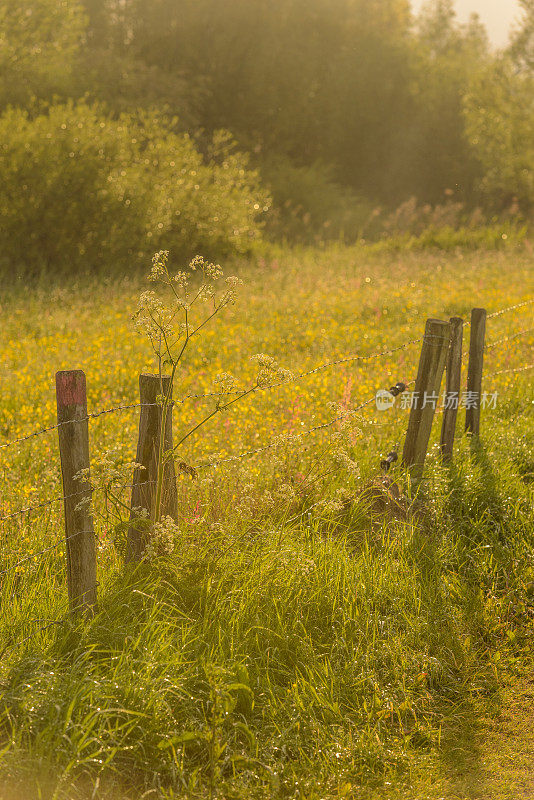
[0,0,87,109]
[0,102,269,274]
[386,0,488,203]
[464,59,534,210]
[509,0,534,71]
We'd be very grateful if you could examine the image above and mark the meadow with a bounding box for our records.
[0,244,533,799]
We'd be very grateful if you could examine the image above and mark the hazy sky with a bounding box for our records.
[411,0,523,47]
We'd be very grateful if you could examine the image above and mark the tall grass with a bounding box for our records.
[0,247,532,798]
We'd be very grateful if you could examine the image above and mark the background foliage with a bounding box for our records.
[0,0,533,270]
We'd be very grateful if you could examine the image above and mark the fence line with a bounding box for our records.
[485,326,534,351]
[2,351,532,523]
[1,299,533,650]
[198,380,417,471]
[3,352,530,527]
[485,363,534,378]
[0,338,425,453]
[1,294,531,454]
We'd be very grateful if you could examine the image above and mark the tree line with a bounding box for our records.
[0,0,532,272]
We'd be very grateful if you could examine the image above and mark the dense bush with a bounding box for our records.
[0,103,269,275]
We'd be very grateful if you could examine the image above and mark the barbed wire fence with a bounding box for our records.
[1,298,533,655]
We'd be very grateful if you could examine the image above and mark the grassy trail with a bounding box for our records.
[400,670,534,800]
[451,674,534,800]
[480,679,534,799]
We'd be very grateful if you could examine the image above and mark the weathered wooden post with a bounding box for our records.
[465,308,487,437]
[125,375,178,565]
[56,370,97,614]
[402,319,450,484]
[440,317,463,461]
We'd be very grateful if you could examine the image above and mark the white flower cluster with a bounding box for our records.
[144,515,180,561]
[250,354,293,388]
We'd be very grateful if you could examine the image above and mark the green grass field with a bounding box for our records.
[0,245,533,799]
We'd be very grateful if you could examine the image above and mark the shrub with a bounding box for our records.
[0,103,270,276]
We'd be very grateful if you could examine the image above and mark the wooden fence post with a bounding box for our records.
[56,370,97,614]
[125,374,178,565]
[465,308,487,437]
[440,317,463,462]
[402,319,450,484]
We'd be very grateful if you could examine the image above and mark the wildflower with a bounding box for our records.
[144,516,179,561]
[225,276,243,287]
[205,262,223,281]
[214,372,237,393]
[149,250,169,281]
[173,271,189,288]
[189,255,204,271]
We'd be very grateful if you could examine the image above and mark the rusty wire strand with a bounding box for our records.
[0,338,424,452]
[0,487,96,523]
[485,327,534,351]
[485,364,534,378]
[197,380,416,471]
[486,298,534,320]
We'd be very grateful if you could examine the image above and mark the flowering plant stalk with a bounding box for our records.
[134,251,292,536]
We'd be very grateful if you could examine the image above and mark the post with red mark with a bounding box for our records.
[56,370,97,614]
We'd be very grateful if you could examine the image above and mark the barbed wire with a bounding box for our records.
[196,380,416,471]
[160,339,424,404]
[485,364,534,378]
[486,298,534,320]
[0,402,152,452]
[0,338,424,453]
[0,475,172,529]
[455,297,534,328]
[0,487,96,524]
[485,327,534,351]
[252,338,423,390]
